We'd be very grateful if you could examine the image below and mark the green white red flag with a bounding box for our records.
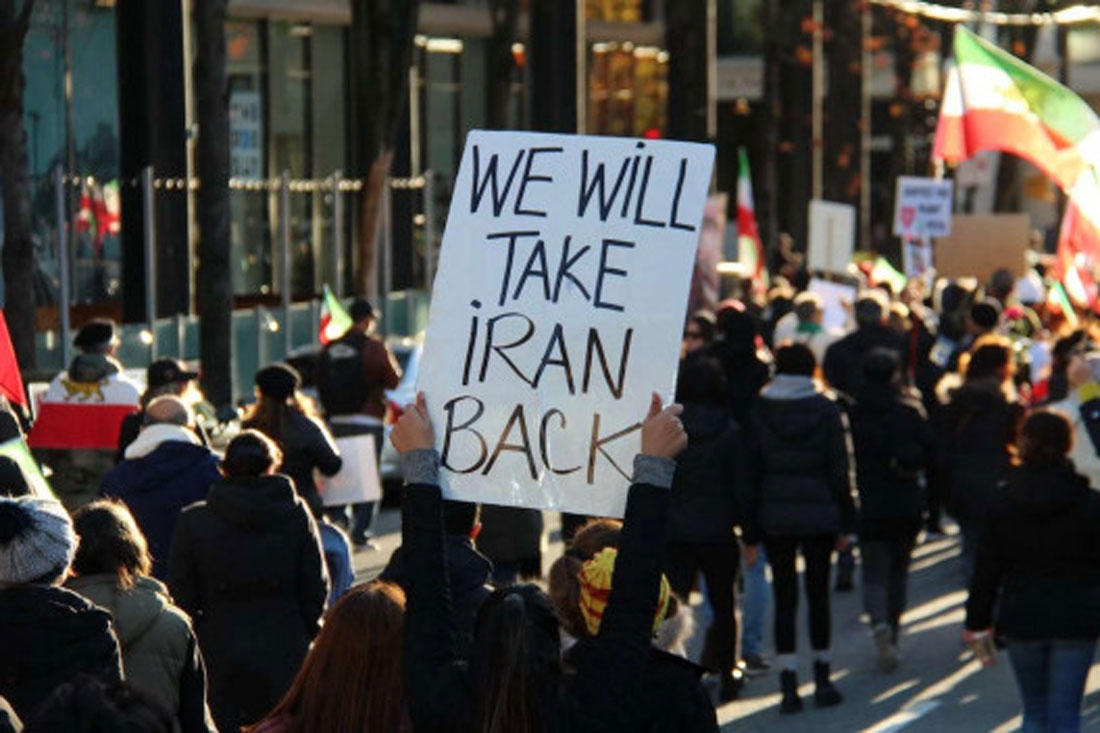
[736,148,765,280]
[934,25,1100,305]
[320,285,353,344]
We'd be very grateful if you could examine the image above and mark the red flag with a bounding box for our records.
[0,312,27,407]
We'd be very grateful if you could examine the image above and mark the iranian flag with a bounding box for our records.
[320,285,353,344]
[736,148,765,280]
[934,25,1100,303]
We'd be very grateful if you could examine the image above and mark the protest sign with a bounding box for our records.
[808,278,855,332]
[893,176,954,238]
[933,214,1029,282]
[807,200,856,275]
[317,434,381,506]
[417,130,715,517]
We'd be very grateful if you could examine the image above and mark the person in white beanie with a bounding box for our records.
[0,496,122,721]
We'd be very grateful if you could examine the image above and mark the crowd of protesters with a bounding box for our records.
[3,254,1100,733]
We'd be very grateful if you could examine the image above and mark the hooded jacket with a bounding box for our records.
[100,429,220,580]
[966,463,1100,639]
[669,403,744,543]
[744,375,856,544]
[65,574,214,732]
[0,584,122,721]
[849,383,934,537]
[244,411,342,516]
[167,474,329,733]
[381,535,493,660]
[938,378,1023,523]
[823,324,906,400]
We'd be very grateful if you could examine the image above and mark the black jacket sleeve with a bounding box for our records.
[965,511,1004,630]
[828,403,858,535]
[401,481,468,731]
[570,471,674,728]
[167,512,200,619]
[307,417,343,477]
[298,507,330,636]
[176,633,216,733]
[741,410,764,546]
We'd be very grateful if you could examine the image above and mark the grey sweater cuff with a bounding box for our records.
[632,455,675,489]
[401,449,441,486]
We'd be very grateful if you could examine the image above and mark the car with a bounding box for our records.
[380,335,422,491]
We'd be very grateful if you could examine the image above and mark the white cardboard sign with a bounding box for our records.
[808,278,856,332]
[417,130,715,517]
[807,200,856,275]
[893,176,954,238]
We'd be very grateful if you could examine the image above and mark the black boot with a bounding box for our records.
[719,666,746,703]
[813,660,843,707]
[779,670,803,714]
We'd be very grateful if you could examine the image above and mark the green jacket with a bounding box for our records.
[67,574,214,732]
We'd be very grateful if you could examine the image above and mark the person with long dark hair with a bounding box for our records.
[966,410,1100,733]
[67,500,214,732]
[939,337,1025,582]
[242,364,342,516]
[168,431,328,732]
[395,391,705,732]
[249,581,411,733]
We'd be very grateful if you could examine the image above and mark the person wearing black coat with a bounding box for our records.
[0,497,122,722]
[665,351,746,701]
[711,305,771,428]
[938,339,1024,582]
[380,499,493,660]
[849,349,935,672]
[395,392,717,733]
[743,344,855,714]
[965,410,1100,733]
[242,363,342,517]
[822,292,906,401]
[167,431,329,733]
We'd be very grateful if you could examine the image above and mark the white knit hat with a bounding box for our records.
[0,496,77,586]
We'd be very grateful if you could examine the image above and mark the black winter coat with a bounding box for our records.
[710,343,769,428]
[823,325,906,400]
[849,384,933,538]
[100,442,221,580]
[401,479,718,733]
[0,585,122,721]
[939,379,1023,523]
[966,463,1100,639]
[669,403,744,544]
[475,505,544,566]
[744,380,856,544]
[380,536,493,660]
[244,410,342,516]
[167,474,329,732]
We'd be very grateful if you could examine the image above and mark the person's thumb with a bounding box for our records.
[647,391,662,419]
[415,391,428,418]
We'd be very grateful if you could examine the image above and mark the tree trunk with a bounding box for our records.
[193,0,233,408]
[761,0,781,265]
[0,0,36,370]
[350,0,421,299]
[487,0,519,129]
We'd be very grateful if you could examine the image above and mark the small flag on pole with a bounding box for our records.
[0,437,54,499]
[870,257,907,296]
[0,311,26,407]
[320,286,353,345]
[736,148,766,282]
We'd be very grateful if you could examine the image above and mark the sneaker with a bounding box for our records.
[354,538,380,552]
[779,670,803,714]
[813,661,843,707]
[873,624,900,673]
[742,654,771,676]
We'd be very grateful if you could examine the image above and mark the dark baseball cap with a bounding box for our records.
[147,359,200,389]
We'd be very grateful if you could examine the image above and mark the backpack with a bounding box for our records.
[318,333,369,416]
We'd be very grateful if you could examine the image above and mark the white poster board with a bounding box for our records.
[808,278,856,332]
[807,200,856,275]
[417,130,715,517]
[317,434,382,506]
[893,176,954,238]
